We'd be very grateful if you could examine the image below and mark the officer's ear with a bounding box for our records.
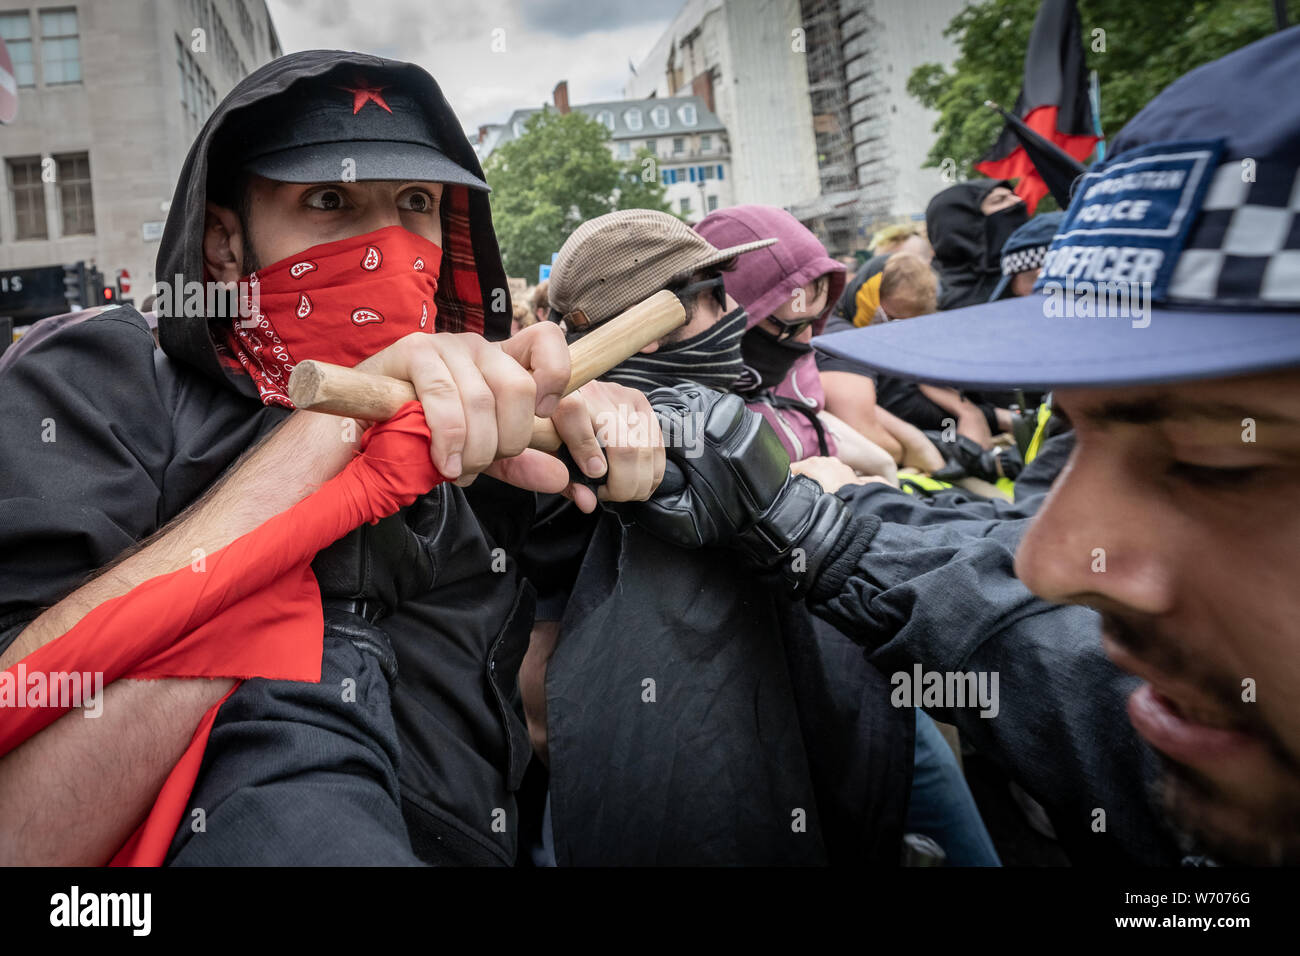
[203,202,245,283]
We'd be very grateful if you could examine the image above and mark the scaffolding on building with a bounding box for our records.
[796,0,897,255]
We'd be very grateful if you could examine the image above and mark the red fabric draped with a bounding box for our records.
[0,402,442,866]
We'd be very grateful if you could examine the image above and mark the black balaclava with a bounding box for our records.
[926,180,1027,311]
[602,305,748,394]
[736,325,813,394]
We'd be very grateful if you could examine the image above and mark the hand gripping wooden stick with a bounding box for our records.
[286,289,686,453]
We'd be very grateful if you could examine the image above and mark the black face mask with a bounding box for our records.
[736,325,813,394]
[603,306,748,394]
[984,203,1030,271]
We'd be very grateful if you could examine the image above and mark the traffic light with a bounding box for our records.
[86,266,107,306]
[62,261,87,311]
[100,285,115,304]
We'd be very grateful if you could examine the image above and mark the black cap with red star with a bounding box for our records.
[229,70,489,190]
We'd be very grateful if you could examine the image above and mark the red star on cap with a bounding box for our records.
[335,78,393,115]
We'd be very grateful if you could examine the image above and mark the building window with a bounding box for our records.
[177,35,217,130]
[700,134,712,152]
[679,197,691,214]
[56,152,94,235]
[672,137,685,154]
[39,8,80,85]
[7,156,48,240]
[616,141,631,159]
[651,105,670,129]
[697,164,715,181]
[678,104,697,126]
[0,12,36,87]
[623,108,643,131]
[644,139,655,155]
[707,194,719,212]
[596,110,615,132]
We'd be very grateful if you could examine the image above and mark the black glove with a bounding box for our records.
[621,385,854,598]
[923,430,1023,484]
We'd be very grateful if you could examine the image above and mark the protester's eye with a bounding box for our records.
[399,189,439,214]
[303,187,348,211]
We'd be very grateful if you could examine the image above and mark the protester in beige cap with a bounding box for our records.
[547,209,897,480]
[510,209,985,868]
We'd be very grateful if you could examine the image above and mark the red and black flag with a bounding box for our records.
[975,0,1100,213]
[984,102,1088,210]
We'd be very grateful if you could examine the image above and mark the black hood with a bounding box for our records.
[925,179,1011,311]
[157,50,511,397]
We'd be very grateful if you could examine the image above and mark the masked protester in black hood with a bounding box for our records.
[500,209,997,867]
[926,180,1029,311]
[0,51,664,866]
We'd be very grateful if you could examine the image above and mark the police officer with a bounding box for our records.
[624,28,1300,865]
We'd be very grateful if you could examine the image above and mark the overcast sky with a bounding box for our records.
[265,0,682,133]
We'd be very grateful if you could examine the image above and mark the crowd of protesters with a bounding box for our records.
[1,27,1298,870]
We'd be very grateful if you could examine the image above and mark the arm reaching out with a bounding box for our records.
[622,388,1179,864]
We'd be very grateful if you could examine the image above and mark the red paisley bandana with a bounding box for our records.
[217,225,443,407]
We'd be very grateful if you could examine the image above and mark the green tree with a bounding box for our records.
[907,0,1300,181]
[484,109,673,278]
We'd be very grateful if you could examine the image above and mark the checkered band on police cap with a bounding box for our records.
[1001,245,1049,276]
[1166,160,1300,305]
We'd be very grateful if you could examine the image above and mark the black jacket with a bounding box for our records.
[806,453,1186,865]
[0,51,529,865]
[520,508,914,865]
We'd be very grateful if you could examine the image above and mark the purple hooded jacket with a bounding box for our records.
[696,206,846,460]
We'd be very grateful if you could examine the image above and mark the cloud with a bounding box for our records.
[517,0,684,34]
[265,0,673,130]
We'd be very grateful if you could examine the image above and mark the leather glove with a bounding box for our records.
[923,430,1024,484]
[620,384,854,598]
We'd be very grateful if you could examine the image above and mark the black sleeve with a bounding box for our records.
[0,310,171,639]
[807,515,1182,864]
[873,377,950,432]
[813,314,880,380]
[835,481,1041,526]
[815,351,880,378]
[976,400,1000,435]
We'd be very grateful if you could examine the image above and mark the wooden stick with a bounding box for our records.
[287,289,686,453]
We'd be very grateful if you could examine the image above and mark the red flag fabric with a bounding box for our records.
[976,104,1099,213]
[0,402,443,866]
[975,0,1100,213]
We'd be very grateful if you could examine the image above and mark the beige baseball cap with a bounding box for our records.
[548,209,777,332]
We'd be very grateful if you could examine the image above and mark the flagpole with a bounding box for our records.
[1089,69,1105,162]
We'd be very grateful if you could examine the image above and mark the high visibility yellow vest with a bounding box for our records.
[1024,401,1054,464]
